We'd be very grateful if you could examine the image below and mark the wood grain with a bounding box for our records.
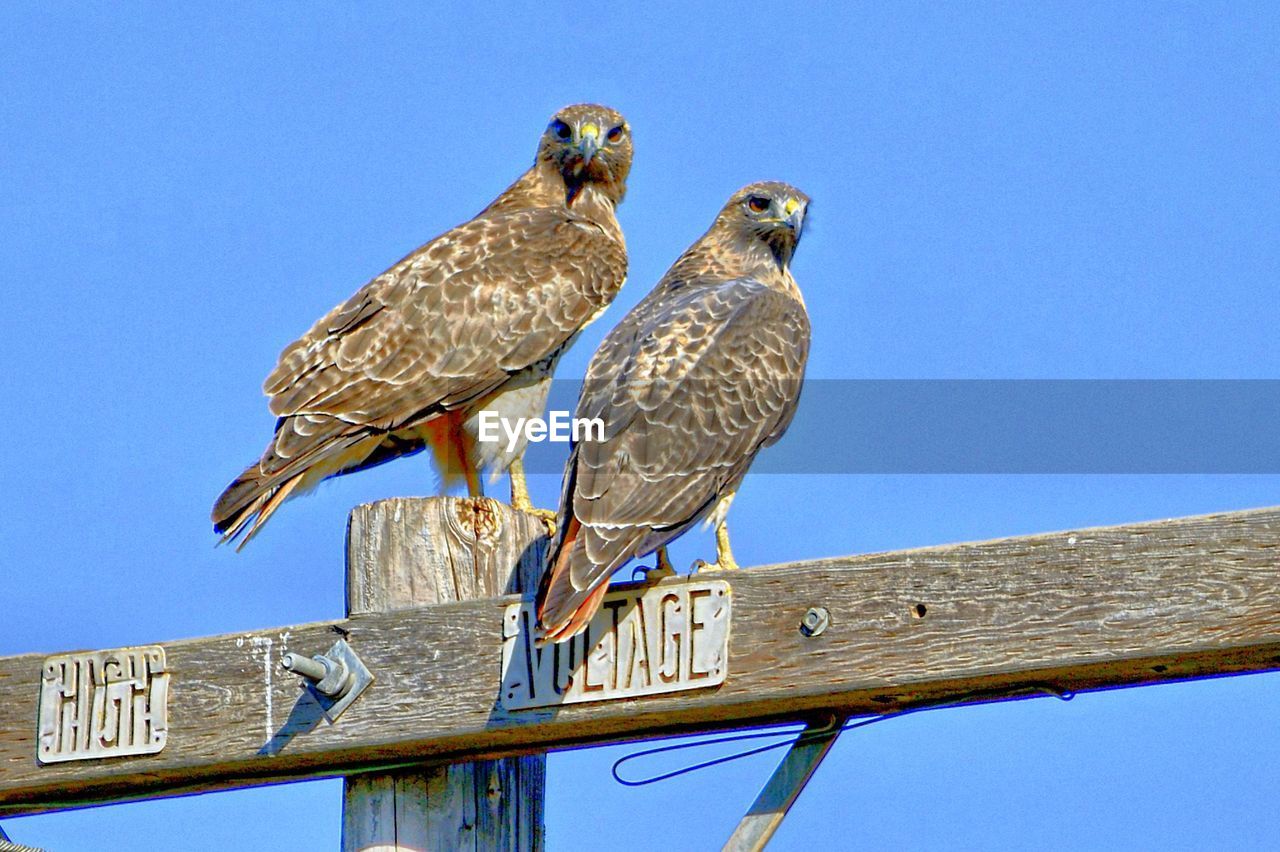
[3,501,1280,816]
[341,498,545,852]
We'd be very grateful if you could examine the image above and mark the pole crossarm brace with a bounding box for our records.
[4,505,1280,815]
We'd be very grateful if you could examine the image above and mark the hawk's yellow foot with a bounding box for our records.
[509,459,557,537]
[694,520,741,573]
[635,546,676,583]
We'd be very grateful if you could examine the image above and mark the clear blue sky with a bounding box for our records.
[4,2,1279,849]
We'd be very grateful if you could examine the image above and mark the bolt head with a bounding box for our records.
[800,606,830,637]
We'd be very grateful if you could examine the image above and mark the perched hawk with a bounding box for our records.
[536,182,811,642]
[212,104,633,547]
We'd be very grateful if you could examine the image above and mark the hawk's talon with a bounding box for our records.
[530,508,558,538]
[692,555,741,573]
[512,501,557,537]
[634,547,676,582]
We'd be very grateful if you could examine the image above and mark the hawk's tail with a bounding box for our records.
[211,464,305,551]
[212,414,382,550]
[535,515,610,644]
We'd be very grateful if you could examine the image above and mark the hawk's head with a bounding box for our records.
[721,181,810,268]
[538,104,632,206]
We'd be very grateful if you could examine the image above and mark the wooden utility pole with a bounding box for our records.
[342,497,547,851]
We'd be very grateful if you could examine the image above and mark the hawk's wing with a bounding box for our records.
[539,276,809,626]
[255,207,625,477]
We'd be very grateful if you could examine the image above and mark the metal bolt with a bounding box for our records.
[281,652,325,682]
[282,651,351,698]
[799,606,830,637]
[278,638,374,723]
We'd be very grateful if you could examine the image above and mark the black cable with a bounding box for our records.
[613,684,1074,786]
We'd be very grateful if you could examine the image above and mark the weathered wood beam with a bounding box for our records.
[4,503,1280,815]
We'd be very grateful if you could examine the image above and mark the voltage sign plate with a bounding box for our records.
[500,579,731,710]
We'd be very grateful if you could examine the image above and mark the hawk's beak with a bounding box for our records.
[578,124,601,165]
[784,198,805,234]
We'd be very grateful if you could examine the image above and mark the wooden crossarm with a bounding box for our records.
[3,503,1280,816]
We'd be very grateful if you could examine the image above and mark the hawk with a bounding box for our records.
[212,104,633,547]
[536,182,811,643]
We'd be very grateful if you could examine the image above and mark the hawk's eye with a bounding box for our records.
[550,119,573,141]
[606,124,625,144]
[746,195,771,214]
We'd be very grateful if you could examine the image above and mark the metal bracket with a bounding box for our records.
[280,639,373,723]
[722,716,847,851]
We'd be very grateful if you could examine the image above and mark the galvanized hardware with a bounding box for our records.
[500,579,732,710]
[799,606,830,637]
[723,715,847,851]
[280,639,373,723]
[37,645,169,764]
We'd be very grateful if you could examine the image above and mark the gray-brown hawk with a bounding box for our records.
[213,104,633,547]
[536,181,811,642]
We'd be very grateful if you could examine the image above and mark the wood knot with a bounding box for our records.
[454,497,503,545]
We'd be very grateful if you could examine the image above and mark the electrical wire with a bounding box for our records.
[613,684,1074,786]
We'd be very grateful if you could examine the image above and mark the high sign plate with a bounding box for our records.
[37,645,169,764]
[500,579,731,710]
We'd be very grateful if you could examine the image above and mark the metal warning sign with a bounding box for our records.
[500,579,731,710]
[37,645,170,764]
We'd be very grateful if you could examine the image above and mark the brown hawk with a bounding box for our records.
[212,104,632,547]
[536,182,811,643]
